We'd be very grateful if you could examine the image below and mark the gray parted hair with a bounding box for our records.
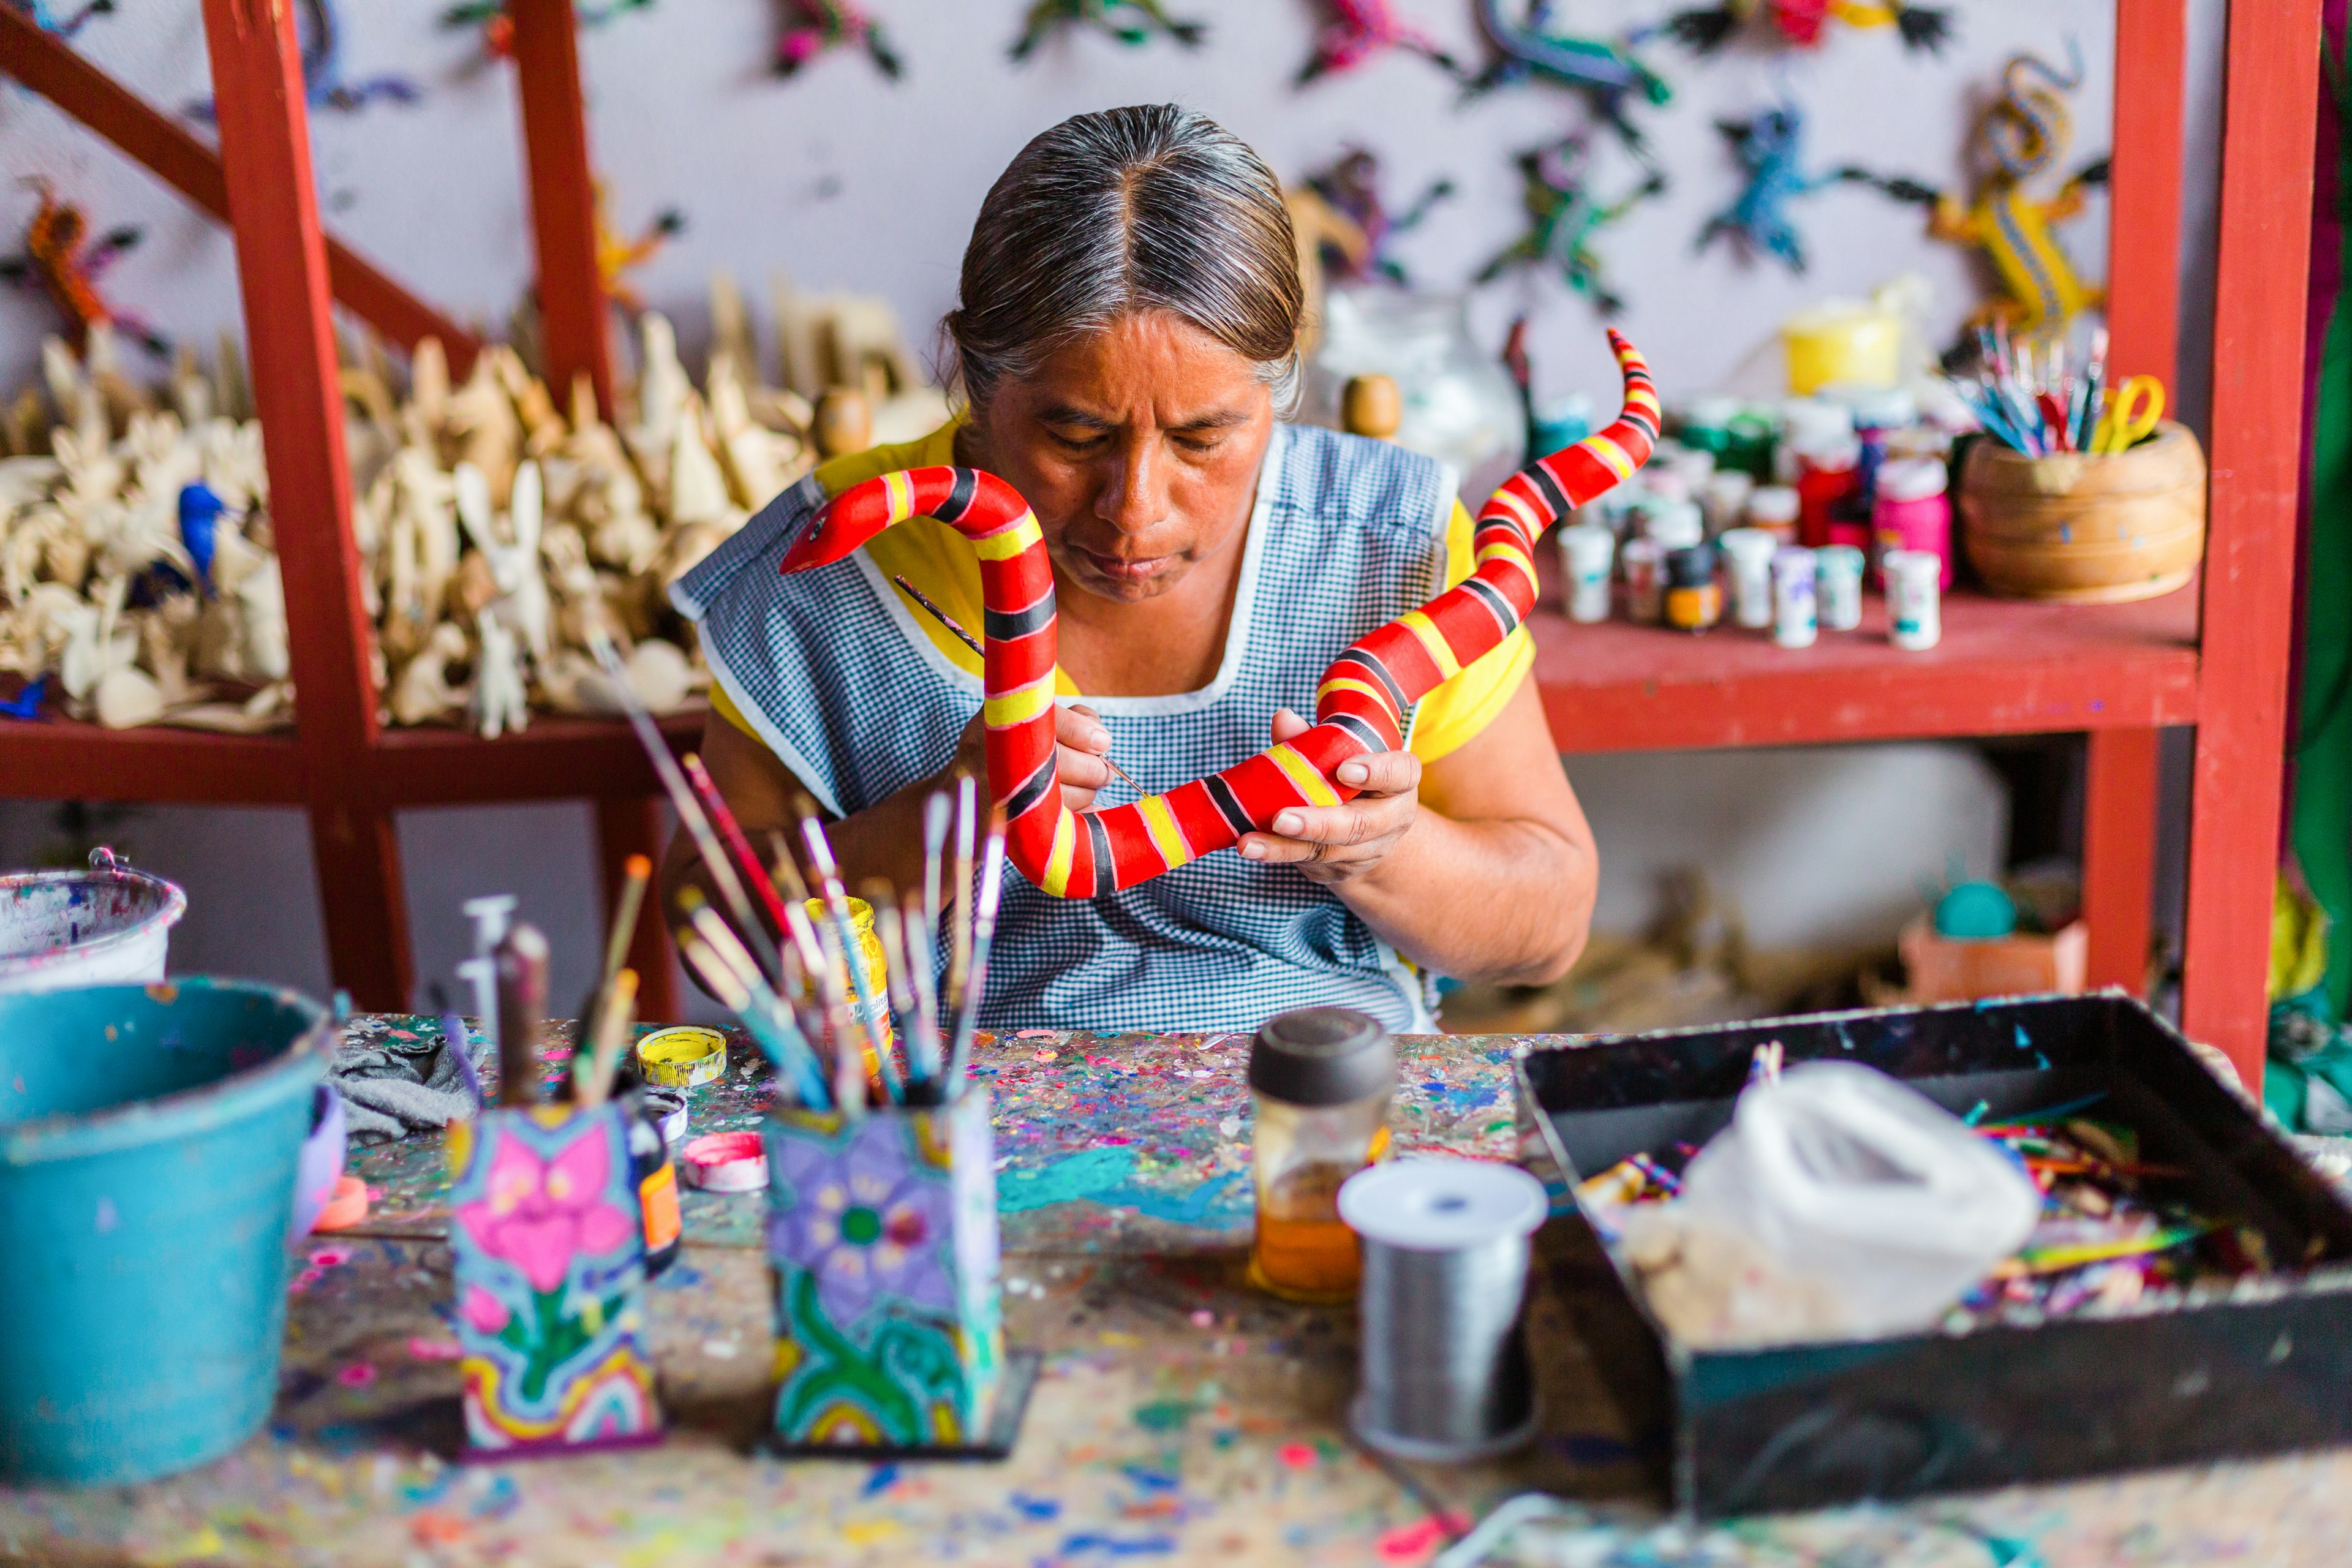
[944,105,1304,415]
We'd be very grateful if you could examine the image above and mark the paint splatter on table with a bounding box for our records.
[8,1022,2352,1566]
[337,1018,1525,1253]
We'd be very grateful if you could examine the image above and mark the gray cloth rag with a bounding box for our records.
[330,1017,489,1146]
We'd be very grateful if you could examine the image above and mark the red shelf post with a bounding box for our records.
[2179,0,2325,1084]
[200,0,412,1009]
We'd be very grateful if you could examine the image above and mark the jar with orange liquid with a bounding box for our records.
[1245,1008,1395,1304]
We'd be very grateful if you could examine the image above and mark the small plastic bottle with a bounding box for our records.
[1816,544,1866,631]
[1558,523,1616,624]
[1771,547,1819,649]
[1883,548,1943,650]
[1621,537,1668,624]
[1745,484,1802,546]
[1719,529,1779,630]
[1664,546,1722,633]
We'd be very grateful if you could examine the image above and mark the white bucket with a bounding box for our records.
[0,848,187,994]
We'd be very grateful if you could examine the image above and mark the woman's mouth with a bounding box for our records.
[1076,547,1178,584]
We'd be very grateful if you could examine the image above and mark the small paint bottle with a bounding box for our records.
[1771,548,1819,648]
[1744,484,1801,545]
[1558,522,1616,624]
[1641,500,1704,552]
[1871,458,1953,590]
[1883,548,1943,650]
[1700,469,1755,538]
[802,897,894,1060]
[1663,546,1721,633]
[1793,432,1861,550]
[1817,544,1866,631]
[1718,529,1779,630]
[1621,538,1668,625]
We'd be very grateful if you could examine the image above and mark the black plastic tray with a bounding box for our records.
[1513,992,2352,1518]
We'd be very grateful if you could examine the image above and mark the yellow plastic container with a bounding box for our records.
[1783,301,1902,395]
[802,897,894,1057]
[637,1025,727,1089]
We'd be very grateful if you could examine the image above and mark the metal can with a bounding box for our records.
[1883,548,1942,651]
[805,897,894,1055]
[1771,548,1818,649]
[1815,544,1866,632]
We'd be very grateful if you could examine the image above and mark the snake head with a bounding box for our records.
[777,477,898,576]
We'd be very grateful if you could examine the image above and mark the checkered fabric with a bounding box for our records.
[674,422,1458,1033]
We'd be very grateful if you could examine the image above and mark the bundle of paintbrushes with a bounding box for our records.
[593,638,1006,1114]
[1945,322,2163,459]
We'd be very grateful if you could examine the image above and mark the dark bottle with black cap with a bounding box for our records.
[1246,1007,1396,1304]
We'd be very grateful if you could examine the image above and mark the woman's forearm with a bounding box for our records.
[1334,807,1595,986]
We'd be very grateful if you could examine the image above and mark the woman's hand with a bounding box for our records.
[1238,708,1422,884]
[949,701,1117,811]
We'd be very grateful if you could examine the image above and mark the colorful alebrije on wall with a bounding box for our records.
[437,0,655,67]
[448,1105,663,1458]
[1295,0,1456,85]
[1854,45,2109,340]
[773,0,903,79]
[186,0,420,119]
[777,332,1656,899]
[765,1096,1004,1447]
[1463,1,1671,153]
[592,183,685,315]
[1665,0,1951,55]
[1302,148,1455,288]
[1009,0,1205,62]
[1477,134,1665,317]
[1695,101,1869,276]
[0,182,166,356]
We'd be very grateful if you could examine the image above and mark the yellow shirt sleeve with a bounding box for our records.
[1408,500,1532,765]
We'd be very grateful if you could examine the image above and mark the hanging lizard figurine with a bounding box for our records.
[1856,45,2108,339]
[187,0,420,118]
[1667,0,1951,55]
[773,0,903,79]
[6,0,114,37]
[1302,148,1454,287]
[1463,0,1672,153]
[1295,0,1457,85]
[1010,0,1206,62]
[0,181,168,356]
[438,0,655,67]
[1477,132,1665,317]
[595,183,685,315]
[1695,102,1868,274]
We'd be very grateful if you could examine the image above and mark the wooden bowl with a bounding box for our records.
[1958,420,2206,603]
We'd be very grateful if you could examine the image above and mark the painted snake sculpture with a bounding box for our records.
[777,331,1657,899]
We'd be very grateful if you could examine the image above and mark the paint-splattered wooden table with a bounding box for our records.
[6,1022,2352,1567]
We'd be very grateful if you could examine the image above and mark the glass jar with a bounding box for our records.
[1246,1008,1395,1303]
[1306,286,1522,489]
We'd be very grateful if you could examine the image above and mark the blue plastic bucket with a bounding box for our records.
[0,979,330,1487]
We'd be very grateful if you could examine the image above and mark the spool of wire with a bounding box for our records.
[1339,1158,1549,1461]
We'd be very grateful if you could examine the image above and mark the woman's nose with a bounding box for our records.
[1096,436,1170,534]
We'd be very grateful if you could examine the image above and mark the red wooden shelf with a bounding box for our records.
[0,722,305,805]
[1530,579,2202,754]
[369,710,703,806]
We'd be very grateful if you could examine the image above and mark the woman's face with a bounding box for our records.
[968,311,1274,605]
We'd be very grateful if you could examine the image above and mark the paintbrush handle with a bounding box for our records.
[493,923,551,1107]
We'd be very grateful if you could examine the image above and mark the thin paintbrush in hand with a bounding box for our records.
[797,799,903,1102]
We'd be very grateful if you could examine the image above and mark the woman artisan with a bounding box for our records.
[669,105,1598,1032]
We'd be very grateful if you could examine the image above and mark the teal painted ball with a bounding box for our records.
[1935,881,2018,941]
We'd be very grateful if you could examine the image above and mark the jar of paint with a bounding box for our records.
[1746,484,1801,545]
[1642,501,1705,552]
[1639,467,1692,508]
[1872,458,1953,589]
[1883,549,1942,650]
[802,897,894,1058]
[1558,523,1616,624]
[1621,538,1668,624]
[1248,1008,1395,1303]
[1782,298,1902,395]
[1719,529,1779,630]
[1701,470,1755,538]
[1664,546,1721,633]
[1771,548,1819,648]
[1793,434,1861,549]
[1817,544,1866,631]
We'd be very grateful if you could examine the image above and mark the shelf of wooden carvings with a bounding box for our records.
[2,710,704,809]
[1528,572,2201,754]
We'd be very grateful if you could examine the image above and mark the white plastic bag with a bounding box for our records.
[1627,1061,2041,1344]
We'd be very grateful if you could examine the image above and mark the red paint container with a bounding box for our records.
[1793,435,1861,549]
[1872,458,1954,589]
